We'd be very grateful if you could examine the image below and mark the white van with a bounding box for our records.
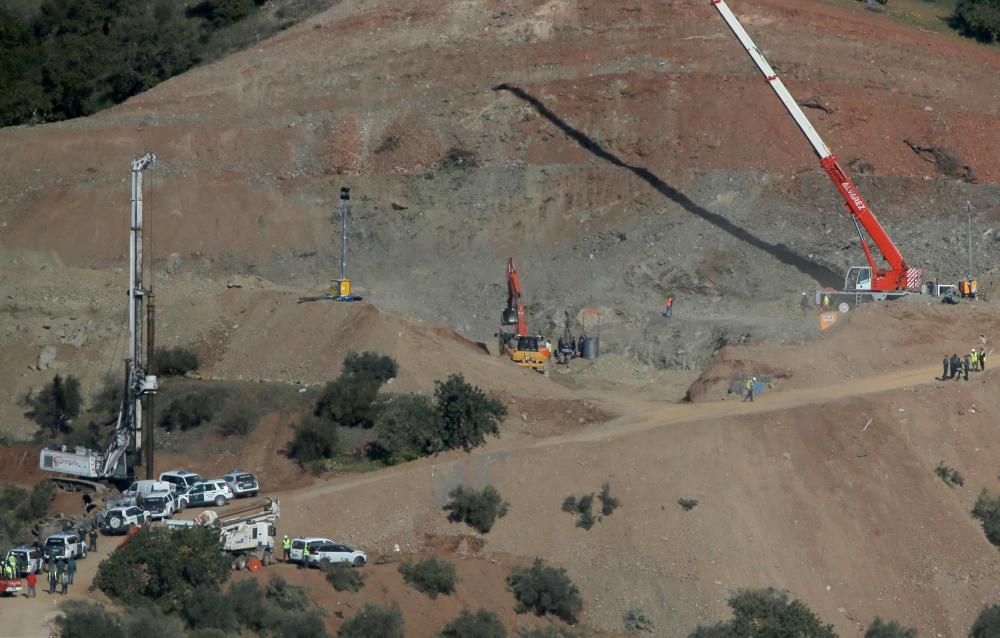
[122,480,172,500]
[159,470,203,494]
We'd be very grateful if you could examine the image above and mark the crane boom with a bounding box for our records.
[709,0,921,292]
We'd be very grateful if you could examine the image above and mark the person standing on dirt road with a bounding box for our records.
[822,294,831,311]
[744,377,756,402]
[663,295,674,318]
[950,354,961,380]
[48,566,57,593]
[59,565,69,595]
[980,349,987,370]
[282,535,291,562]
[88,529,97,553]
[25,571,36,598]
[963,354,971,381]
[300,545,310,569]
[67,556,76,585]
[942,355,949,380]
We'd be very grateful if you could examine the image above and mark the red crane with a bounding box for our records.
[710,0,921,293]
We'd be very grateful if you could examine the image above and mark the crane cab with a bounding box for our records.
[844,267,872,292]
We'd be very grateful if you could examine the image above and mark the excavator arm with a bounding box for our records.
[709,0,920,292]
[505,258,528,336]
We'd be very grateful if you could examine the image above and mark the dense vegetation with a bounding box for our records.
[440,609,507,638]
[0,0,334,127]
[60,576,326,638]
[951,0,1000,42]
[688,588,836,638]
[289,351,508,468]
[338,602,405,638]
[399,557,458,599]
[0,480,55,548]
[506,559,583,624]
[972,489,1000,546]
[443,485,509,534]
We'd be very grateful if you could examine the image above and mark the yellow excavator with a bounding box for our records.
[498,258,550,371]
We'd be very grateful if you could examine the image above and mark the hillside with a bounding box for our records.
[2,0,1000,636]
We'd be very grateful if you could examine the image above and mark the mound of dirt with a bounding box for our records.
[202,291,573,401]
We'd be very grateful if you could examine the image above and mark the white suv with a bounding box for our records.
[103,506,150,534]
[43,532,87,559]
[159,470,203,494]
[5,547,43,576]
[139,491,178,520]
[307,543,367,568]
[223,469,259,498]
[177,480,233,508]
[289,537,335,563]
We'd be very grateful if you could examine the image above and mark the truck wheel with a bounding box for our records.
[353,556,365,567]
[81,548,87,559]
[235,555,248,571]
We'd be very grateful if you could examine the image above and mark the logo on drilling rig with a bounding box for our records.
[842,182,867,211]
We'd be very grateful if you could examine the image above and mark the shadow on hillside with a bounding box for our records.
[493,83,842,289]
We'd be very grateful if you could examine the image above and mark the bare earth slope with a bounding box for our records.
[2,0,999,370]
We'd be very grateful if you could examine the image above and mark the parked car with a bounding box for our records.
[43,532,87,559]
[306,543,367,568]
[176,480,233,508]
[222,469,259,498]
[289,537,335,563]
[102,506,150,534]
[139,491,178,520]
[4,547,42,576]
[159,470,203,494]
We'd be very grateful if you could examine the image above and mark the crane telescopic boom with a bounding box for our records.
[709,0,921,292]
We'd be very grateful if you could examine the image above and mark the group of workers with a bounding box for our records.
[943,347,987,381]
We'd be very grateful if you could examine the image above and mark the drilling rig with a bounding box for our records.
[38,153,159,489]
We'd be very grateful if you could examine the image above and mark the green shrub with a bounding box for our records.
[226,579,267,631]
[374,393,439,461]
[951,0,1000,42]
[624,606,655,633]
[399,557,458,599]
[678,498,699,511]
[598,482,620,517]
[434,374,506,451]
[971,604,1000,638]
[265,576,310,611]
[121,605,190,638]
[562,493,595,530]
[182,585,237,631]
[25,374,82,436]
[444,485,509,534]
[315,375,382,428]
[314,352,398,428]
[160,389,217,431]
[934,462,964,487]
[0,480,55,548]
[56,601,126,638]
[343,351,399,382]
[972,489,1000,546]
[154,347,201,376]
[324,561,366,592]
[338,602,404,638]
[288,415,340,464]
[440,609,506,638]
[688,588,836,638]
[95,526,230,613]
[506,559,583,624]
[217,403,255,437]
[865,617,917,638]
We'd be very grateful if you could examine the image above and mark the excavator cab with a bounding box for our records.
[500,307,518,326]
[844,267,872,292]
